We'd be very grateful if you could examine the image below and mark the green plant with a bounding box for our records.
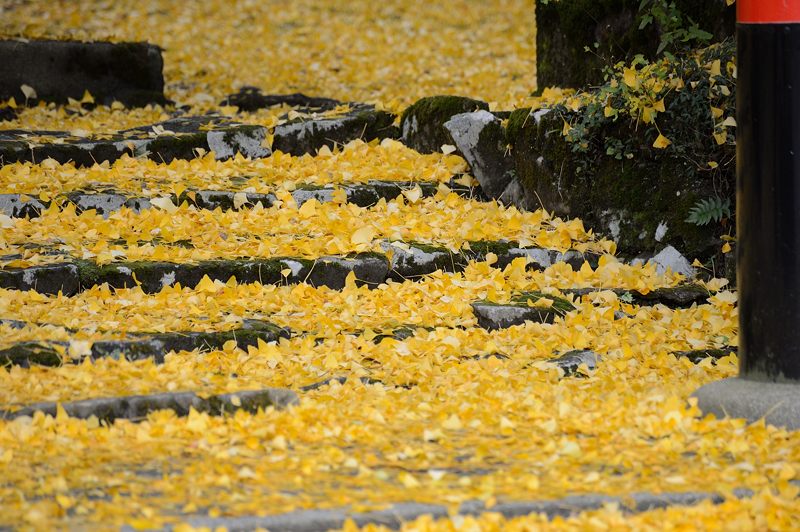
[685,196,731,226]
[638,0,714,56]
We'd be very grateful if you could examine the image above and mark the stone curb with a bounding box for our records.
[163,488,761,532]
[0,387,299,423]
[0,180,452,218]
[0,319,290,367]
[0,39,166,107]
[0,121,269,167]
[473,284,713,331]
[0,242,602,295]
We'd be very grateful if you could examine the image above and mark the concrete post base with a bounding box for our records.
[692,377,800,430]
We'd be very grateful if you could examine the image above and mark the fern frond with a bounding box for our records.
[685,196,731,226]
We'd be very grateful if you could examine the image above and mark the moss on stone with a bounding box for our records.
[508,41,736,262]
[400,96,489,154]
[0,342,63,367]
[511,291,576,315]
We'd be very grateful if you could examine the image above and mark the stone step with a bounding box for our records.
[0,105,400,167]
[0,242,599,295]
[0,38,167,107]
[472,291,577,330]
[271,104,398,156]
[472,285,713,330]
[0,115,268,166]
[165,488,768,532]
[0,254,389,295]
[0,387,298,423]
[563,285,710,309]
[0,180,454,218]
[0,319,290,367]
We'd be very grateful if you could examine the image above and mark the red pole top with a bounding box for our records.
[738,0,800,23]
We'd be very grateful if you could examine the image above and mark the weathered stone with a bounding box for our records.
[0,342,62,368]
[673,347,737,364]
[472,301,564,331]
[182,190,276,210]
[305,254,390,289]
[564,284,709,309]
[383,242,455,280]
[170,488,766,532]
[91,321,290,364]
[0,115,270,167]
[536,0,735,89]
[0,320,289,367]
[508,41,736,262]
[78,258,309,293]
[0,194,48,218]
[0,39,166,107]
[0,263,80,295]
[693,378,800,430]
[0,387,299,423]
[221,87,342,112]
[272,105,397,156]
[549,349,599,376]
[444,110,516,200]
[65,192,129,217]
[299,376,386,392]
[125,115,271,162]
[400,96,489,154]
[632,245,697,279]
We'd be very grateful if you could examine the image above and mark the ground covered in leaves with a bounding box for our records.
[1,0,800,530]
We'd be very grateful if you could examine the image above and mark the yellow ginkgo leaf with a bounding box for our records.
[623,67,640,90]
[653,134,672,149]
[350,225,375,245]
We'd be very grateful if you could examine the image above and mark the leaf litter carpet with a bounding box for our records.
[1,0,799,530]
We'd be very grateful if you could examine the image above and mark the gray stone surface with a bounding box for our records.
[221,87,342,112]
[472,302,562,331]
[0,387,299,423]
[549,349,599,376]
[632,245,697,279]
[306,254,389,289]
[66,192,128,217]
[382,242,453,280]
[444,110,515,199]
[564,284,709,309]
[272,106,397,156]
[0,263,80,295]
[0,116,270,167]
[673,347,737,364]
[0,38,166,107]
[400,96,489,154]
[0,194,47,218]
[692,377,800,430]
[166,488,764,532]
[0,320,290,367]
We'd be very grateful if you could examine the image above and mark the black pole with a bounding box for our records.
[737,1,800,382]
[693,1,800,429]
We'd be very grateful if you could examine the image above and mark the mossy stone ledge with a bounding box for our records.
[507,41,736,264]
[400,96,489,154]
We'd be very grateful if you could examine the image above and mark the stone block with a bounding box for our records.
[0,39,166,106]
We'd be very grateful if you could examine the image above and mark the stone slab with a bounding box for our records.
[0,320,290,367]
[692,377,800,430]
[168,488,761,532]
[0,38,166,107]
[272,106,397,156]
[221,87,342,112]
[0,115,269,167]
[0,387,299,423]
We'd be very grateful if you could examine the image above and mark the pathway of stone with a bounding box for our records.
[1,102,798,529]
